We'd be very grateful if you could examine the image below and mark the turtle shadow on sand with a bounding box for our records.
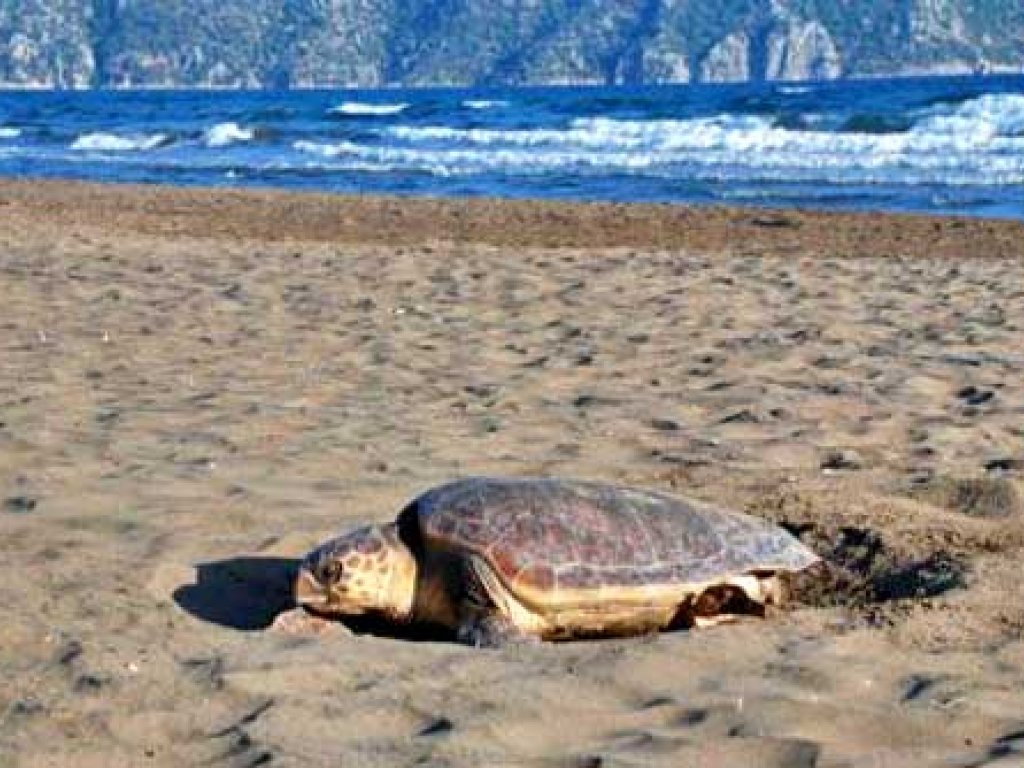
[173,557,301,631]
[172,556,448,640]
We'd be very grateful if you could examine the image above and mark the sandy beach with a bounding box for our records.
[2,179,1024,767]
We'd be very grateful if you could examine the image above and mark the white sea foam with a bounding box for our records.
[0,126,20,139]
[71,132,169,151]
[329,102,408,116]
[388,123,640,150]
[292,139,364,157]
[914,93,1024,140]
[204,122,254,147]
[462,99,508,110]
[299,104,1024,187]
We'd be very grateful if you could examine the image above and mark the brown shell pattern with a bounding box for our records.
[413,477,819,593]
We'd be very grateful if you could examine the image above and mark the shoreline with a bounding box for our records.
[2,178,1024,258]
[1,70,1023,91]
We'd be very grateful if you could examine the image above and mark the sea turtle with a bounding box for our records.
[278,477,820,646]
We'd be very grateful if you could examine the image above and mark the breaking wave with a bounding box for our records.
[329,101,409,116]
[462,99,509,110]
[295,120,1024,184]
[913,92,1024,139]
[0,126,20,139]
[203,121,254,147]
[362,94,1024,185]
[71,132,170,152]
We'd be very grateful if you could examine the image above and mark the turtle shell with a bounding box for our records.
[404,477,819,608]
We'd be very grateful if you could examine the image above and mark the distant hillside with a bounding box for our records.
[1,0,1022,88]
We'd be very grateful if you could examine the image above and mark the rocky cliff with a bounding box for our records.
[1,0,1021,88]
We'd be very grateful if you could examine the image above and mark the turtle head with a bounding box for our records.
[294,523,417,621]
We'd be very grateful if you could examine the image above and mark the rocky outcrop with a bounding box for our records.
[0,0,94,87]
[290,0,395,88]
[700,33,752,83]
[0,0,1021,88]
[910,0,966,43]
[641,47,691,84]
[766,21,842,81]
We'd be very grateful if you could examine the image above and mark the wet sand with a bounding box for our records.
[2,180,1024,767]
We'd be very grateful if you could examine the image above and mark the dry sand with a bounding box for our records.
[1,180,1024,767]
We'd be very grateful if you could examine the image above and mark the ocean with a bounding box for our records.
[0,75,1022,219]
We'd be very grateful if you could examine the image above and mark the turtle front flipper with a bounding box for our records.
[270,607,352,636]
[456,612,539,648]
[455,555,546,647]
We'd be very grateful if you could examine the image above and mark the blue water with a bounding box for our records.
[1,76,1023,219]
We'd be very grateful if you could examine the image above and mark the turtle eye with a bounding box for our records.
[320,560,344,583]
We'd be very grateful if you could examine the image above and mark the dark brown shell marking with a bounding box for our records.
[409,477,818,593]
